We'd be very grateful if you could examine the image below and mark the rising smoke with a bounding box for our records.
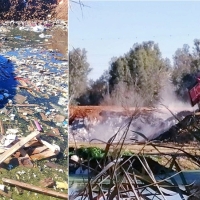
[70,80,198,143]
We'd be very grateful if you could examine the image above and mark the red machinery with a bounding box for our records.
[189,77,200,106]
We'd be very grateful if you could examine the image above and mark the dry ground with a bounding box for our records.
[54,0,68,21]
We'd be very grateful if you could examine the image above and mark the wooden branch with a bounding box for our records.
[2,178,68,199]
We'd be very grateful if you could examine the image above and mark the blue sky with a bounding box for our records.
[69,1,200,80]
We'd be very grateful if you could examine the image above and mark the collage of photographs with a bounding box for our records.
[0,1,200,200]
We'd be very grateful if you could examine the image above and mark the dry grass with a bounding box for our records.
[69,112,200,199]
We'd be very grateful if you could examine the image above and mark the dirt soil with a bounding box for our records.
[0,0,68,21]
[69,106,154,124]
[46,26,68,56]
[55,0,68,21]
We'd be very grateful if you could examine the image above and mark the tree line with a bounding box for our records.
[69,39,200,107]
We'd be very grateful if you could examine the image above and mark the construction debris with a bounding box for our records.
[0,0,68,21]
[0,131,60,166]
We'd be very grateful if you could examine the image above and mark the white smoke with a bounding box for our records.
[155,81,197,120]
[70,80,198,143]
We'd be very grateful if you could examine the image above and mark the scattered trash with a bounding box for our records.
[56,181,68,190]
[2,178,68,199]
[0,15,68,199]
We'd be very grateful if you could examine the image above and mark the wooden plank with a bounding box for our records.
[19,149,29,157]
[0,189,12,198]
[6,104,38,107]
[26,146,48,155]
[23,139,42,147]
[29,149,57,160]
[19,149,33,167]
[2,178,68,199]
[43,83,66,93]
[18,157,33,168]
[18,80,28,87]
[0,120,4,135]
[0,131,40,164]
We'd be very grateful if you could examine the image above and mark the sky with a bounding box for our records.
[69,1,200,80]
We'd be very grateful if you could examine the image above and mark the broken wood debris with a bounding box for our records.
[2,178,68,199]
[39,178,55,188]
[0,131,60,166]
[0,131,40,164]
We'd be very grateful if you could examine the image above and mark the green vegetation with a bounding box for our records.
[70,39,200,106]
[0,163,67,200]
[69,48,92,105]
[72,147,105,159]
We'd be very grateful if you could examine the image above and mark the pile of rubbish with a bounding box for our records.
[154,112,200,143]
[0,130,59,168]
[0,0,68,21]
[69,106,199,143]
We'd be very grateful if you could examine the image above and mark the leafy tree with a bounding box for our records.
[69,48,92,105]
[77,70,109,105]
[171,41,200,101]
[101,80,145,107]
[108,41,170,106]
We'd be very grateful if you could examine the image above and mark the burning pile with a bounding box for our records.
[69,106,200,144]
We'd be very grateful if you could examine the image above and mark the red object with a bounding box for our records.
[34,120,43,132]
[14,77,23,80]
[189,78,200,106]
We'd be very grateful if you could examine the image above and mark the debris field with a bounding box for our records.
[0,20,68,199]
